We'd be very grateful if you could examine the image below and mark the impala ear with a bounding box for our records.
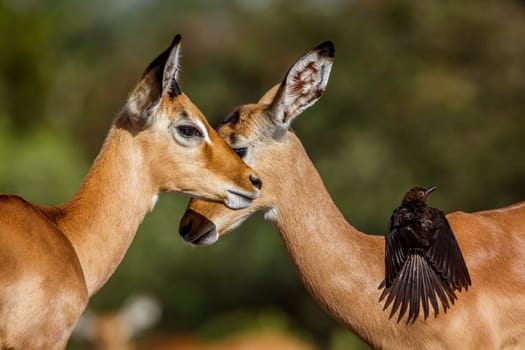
[161,35,182,98]
[126,34,182,129]
[268,41,335,130]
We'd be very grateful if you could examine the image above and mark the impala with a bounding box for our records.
[0,35,261,349]
[179,41,525,349]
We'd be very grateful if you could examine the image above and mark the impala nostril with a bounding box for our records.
[250,175,262,190]
[179,218,193,238]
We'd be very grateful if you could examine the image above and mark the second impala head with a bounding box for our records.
[122,34,261,209]
[179,40,335,245]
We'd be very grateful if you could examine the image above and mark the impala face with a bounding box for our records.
[125,35,261,209]
[179,41,335,245]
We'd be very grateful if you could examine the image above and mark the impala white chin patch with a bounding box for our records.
[224,187,260,210]
[264,207,278,223]
[225,193,252,210]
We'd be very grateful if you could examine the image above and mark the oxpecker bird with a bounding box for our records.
[380,186,471,323]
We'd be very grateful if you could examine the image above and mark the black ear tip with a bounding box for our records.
[316,41,335,58]
[172,34,182,46]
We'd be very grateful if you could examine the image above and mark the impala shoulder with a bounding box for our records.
[0,195,53,220]
[0,194,35,212]
[0,195,86,283]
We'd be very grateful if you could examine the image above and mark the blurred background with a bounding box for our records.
[1,0,525,348]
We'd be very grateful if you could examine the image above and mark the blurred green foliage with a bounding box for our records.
[1,0,524,349]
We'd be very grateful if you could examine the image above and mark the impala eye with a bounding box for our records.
[177,125,203,138]
[232,147,247,159]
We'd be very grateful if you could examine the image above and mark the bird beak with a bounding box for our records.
[426,186,437,194]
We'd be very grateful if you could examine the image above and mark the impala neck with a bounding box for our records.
[269,133,386,339]
[57,118,157,296]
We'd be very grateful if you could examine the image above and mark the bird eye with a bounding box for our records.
[177,125,203,138]
[232,147,247,159]
[419,191,425,197]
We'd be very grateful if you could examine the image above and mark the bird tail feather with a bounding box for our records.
[380,253,457,324]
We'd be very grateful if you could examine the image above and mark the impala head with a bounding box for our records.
[122,34,261,209]
[179,41,335,245]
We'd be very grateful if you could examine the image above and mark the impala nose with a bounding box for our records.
[179,216,193,238]
[250,174,262,190]
[179,209,218,246]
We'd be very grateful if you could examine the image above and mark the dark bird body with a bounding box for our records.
[379,186,471,323]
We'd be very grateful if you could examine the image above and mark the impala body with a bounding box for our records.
[180,42,525,349]
[0,35,261,349]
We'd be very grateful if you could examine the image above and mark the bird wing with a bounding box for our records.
[385,210,409,286]
[382,253,456,323]
[425,209,471,290]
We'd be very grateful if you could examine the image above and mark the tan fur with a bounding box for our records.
[0,39,260,349]
[184,86,525,349]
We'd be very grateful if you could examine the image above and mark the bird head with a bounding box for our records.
[402,186,436,204]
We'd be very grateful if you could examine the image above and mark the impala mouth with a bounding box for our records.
[225,188,259,209]
[190,227,218,246]
[179,209,219,246]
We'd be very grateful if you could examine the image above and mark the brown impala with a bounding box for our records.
[0,35,261,349]
[179,41,525,349]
